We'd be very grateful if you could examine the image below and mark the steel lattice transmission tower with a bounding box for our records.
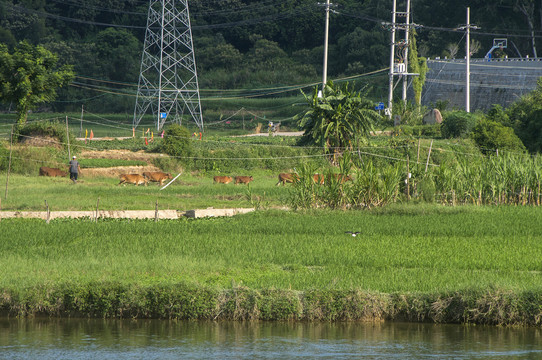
[133,0,203,131]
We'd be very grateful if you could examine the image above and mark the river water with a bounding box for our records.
[0,319,540,359]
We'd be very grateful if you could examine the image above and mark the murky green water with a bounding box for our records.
[0,318,540,359]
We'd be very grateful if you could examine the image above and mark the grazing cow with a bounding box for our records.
[118,174,148,186]
[39,166,67,177]
[328,173,352,184]
[276,172,299,186]
[235,175,254,185]
[143,171,172,186]
[213,175,233,184]
[312,174,325,185]
[312,173,352,185]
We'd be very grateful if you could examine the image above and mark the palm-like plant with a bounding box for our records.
[297,82,381,158]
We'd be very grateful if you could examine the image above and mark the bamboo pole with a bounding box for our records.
[4,126,13,200]
[416,138,421,164]
[66,116,71,160]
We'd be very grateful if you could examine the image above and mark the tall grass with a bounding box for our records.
[1,207,541,294]
[288,151,542,209]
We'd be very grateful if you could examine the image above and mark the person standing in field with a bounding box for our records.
[68,155,81,183]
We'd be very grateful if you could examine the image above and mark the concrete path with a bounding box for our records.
[0,208,255,220]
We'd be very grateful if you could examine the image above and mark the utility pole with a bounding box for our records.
[319,0,333,98]
[387,0,397,118]
[401,0,411,103]
[459,7,479,113]
[466,7,471,112]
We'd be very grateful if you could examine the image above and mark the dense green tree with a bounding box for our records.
[507,79,542,153]
[297,81,381,156]
[0,41,74,127]
[472,119,526,154]
[95,28,140,82]
[441,111,480,138]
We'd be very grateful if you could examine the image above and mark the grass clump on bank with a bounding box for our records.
[1,206,541,325]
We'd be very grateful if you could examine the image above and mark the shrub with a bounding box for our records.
[17,120,76,153]
[441,111,479,138]
[472,119,526,154]
[418,175,436,203]
[160,124,193,165]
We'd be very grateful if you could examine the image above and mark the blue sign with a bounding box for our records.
[375,102,385,110]
[160,112,167,119]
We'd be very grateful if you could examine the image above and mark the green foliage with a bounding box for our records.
[392,101,426,126]
[399,124,441,138]
[160,124,193,165]
[0,41,74,127]
[471,119,526,154]
[17,120,75,151]
[0,144,65,175]
[506,79,542,153]
[190,138,326,173]
[80,159,148,168]
[486,104,513,128]
[95,28,140,83]
[418,175,436,202]
[408,29,429,106]
[297,81,381,154]
[441,111,480,138]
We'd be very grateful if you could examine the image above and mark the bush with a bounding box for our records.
[16,121,75,152]
[441,111,479,138]
[471,119,526,154]
[418,175,436,203]
[160,124,193,165]
[399,124,441,138]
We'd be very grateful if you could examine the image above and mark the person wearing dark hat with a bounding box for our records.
[68,155,81,183]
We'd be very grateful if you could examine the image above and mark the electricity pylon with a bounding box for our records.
[133,0,203,131]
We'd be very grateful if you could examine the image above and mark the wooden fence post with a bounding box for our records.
[4,126,13,200]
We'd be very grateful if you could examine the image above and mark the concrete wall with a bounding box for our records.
[416,58,542,111]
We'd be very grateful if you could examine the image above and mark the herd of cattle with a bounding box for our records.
[39,166,172,186]
[38,166,352,187]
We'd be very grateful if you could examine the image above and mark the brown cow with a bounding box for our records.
[312,174,325,185]
[39,166,68,177]
[143,171,172,186]
[118,174,148,186]
[235,175,254,185]
[213,176,233,184]
[312,173,352,185]
[328,173,352,184]
[276,172,299,186]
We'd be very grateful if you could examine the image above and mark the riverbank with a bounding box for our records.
[2,283,541,326]
[1,205,541,325]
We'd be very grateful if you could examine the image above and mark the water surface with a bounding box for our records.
[1,319,540,359]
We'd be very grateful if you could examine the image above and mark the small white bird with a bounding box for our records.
[345,231,361,237]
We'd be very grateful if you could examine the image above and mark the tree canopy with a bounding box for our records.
[0,41,74,127]
[297,82,381,156]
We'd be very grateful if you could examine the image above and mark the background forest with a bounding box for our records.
[0,0,541,113]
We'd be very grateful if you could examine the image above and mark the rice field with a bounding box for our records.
[1,205,541,294]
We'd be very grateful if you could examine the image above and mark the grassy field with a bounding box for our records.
[2,205,541,293]
[0,170,291,211]
[1,205,542,323]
